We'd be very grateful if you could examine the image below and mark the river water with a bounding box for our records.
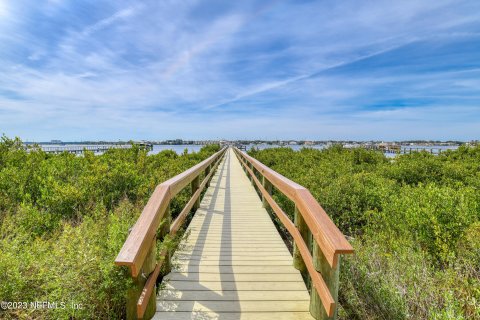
[150,144,204,155]
[35,144,459,156]
[243,143,458,153]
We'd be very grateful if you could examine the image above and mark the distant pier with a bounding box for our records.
[399,147,446,155]
[235,144,247,151]
[366,145,450,155]
[26,142,153,154]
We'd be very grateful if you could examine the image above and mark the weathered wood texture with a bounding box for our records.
[155,149,313,320]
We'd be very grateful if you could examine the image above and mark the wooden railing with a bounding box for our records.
[233,147,354,320]
[115,147,227,319]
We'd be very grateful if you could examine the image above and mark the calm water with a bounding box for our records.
[34,143,459,156]
[244,144,327,151]
[32,144,204,155]
[244,143,459,157]
[150,144,204,155]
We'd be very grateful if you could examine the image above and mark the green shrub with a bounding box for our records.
[250,145,480,319]
[0,139,220,319]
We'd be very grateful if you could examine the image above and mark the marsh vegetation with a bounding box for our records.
[249,145,479,320]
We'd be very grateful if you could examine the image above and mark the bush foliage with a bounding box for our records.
[249,145,480,320]
[0,136,219,319]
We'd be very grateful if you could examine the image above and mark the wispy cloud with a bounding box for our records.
[83,6,139,37]
[0,0,479,140]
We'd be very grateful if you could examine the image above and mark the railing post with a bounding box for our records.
[293,206,310,284]
[261,175,272,208]
[310,245,341,320]
[159,203,172,275]
[240,154,247,174]
[126,237,157,320]
[192,176,200,210]
[249,163,254,184]
[205,164,211,187]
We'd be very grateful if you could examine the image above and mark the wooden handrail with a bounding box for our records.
[233,148,353,266]
[115,147,227,276]
[233,147,354,319]
[114,147,227,319]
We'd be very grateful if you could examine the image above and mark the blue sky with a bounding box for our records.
[0,0,479,141]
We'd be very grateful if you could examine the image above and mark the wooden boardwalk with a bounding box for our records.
[155,149,313,319]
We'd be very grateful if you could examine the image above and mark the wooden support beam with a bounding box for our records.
[249,163,254,184]
[191,176,200,210]
[159,203,172,275]
[261,176,272,208]
[127,237,157,320]
[293,205,310,282]
[310,244,341,320]
[205,164,211,187]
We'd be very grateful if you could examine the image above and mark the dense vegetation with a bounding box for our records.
[0,136,220,319]
[249,145,480,320]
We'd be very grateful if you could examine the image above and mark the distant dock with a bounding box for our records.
[26,142,153,154]
[235,144,247,151]
[399,147,448,155]
[366,144,454,155]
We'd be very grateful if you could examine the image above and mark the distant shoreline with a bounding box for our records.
[23,140,468,146]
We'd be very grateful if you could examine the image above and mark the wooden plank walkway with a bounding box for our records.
[154,149,313,320]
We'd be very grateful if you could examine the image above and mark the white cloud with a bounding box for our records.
[0,0,479,140]
[82,5,140,37]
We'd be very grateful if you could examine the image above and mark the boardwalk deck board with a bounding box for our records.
[163,281,309,291]
[153,312,313,320]
[165,273,305,282]
[155,149,313,319]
